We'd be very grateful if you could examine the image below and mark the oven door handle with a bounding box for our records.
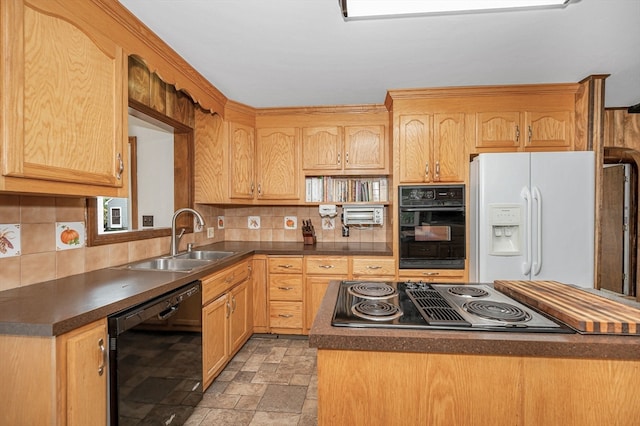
[400,206,464,212]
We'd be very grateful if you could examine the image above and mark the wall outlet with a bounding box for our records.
[142,215,153,227]
[207,227,214,238]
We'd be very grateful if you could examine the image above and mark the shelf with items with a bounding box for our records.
[305,176,389,204]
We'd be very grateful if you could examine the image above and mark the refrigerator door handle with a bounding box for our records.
[532,186,543,276]
[521,186,532,275]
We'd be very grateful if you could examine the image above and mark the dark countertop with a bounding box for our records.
[0,241,391,337]
[308,281,640,361]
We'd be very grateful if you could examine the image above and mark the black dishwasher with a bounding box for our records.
[108,281,202,426]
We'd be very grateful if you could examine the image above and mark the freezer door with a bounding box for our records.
[471,152,531,283]
[530,151,595,288]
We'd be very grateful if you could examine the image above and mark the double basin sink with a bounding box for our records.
[125,250,235,272]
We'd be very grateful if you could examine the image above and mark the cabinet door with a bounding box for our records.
[432,113,468,182]
[256,127,300,200]
[305,276,335,332]
[62,319,107,426]
[203,294,229,387]
[229,122,256,199]
[344,125,387,172]
[476,112,521,150]
[195,109,227,203]
[252,255,269,333]
[398,115,431,183]
[229,281,251,354]
[2,2,126,190]
[524,111,573,150]
[302,127,342,171]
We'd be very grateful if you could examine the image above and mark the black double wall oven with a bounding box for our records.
[398,185,465,270]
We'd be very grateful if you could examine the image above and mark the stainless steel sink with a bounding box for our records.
[174,250,235,261]
[126,257,211,272]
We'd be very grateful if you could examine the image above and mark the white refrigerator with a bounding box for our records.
[469,151,595,288]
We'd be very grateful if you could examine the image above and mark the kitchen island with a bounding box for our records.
[309,281,640,426]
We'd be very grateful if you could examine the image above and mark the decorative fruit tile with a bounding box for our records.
[0,224,21,258]
[248,216,260,230]
[56,222,85,250]
[322,217,335,230]
[284,216,297,230]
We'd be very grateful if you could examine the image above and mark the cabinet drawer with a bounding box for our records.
[305,257,349,275]
[269,301,303,328]
[269,275,303,301]
[268,257,303,274]
[352,257,396,277]
[398,269,465,282]
[202,260,250,304]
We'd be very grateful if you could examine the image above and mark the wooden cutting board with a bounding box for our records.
[493,280,640,335]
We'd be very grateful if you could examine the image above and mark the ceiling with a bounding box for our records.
[118,0,640,109]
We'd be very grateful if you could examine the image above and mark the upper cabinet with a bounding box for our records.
[229,122,257,200]
[303,125,388,174]
[0,0,127,196]
[476,110,573,152]
[255,127,300,200]
[195,108,227,204]
[398,113,469,183]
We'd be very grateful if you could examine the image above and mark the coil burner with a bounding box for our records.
[351,300,403,321]
[348,282,397,300]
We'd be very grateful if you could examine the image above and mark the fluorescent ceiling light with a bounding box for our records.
[341,0,572,20]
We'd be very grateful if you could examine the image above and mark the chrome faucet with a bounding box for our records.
[170,208,205,257]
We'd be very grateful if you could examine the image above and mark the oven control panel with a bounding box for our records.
[399,185,464,207]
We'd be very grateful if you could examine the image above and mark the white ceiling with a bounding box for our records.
[119,0,640,109]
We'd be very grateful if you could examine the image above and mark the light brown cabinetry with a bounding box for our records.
[268,256,304,333]
[305,256,350,332]
[201,259,252,388]
[0,318,108,425]
[1,0,126,196]
[229,121,256,200]
[351,257,396,280]
[302,125,388,174]
[255,127,300,200]
[476,110,573,152]
[252,255,269,333]
[398,268,466,283]
[398,113,468,183]
[195,108,227,203]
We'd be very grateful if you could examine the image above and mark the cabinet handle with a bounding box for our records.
[98,338,106,376]
[515,125,520,142]
[278,264,293,269]
[278,286,294,291]
[337,152,341,165]
[422,271,440,276]
[425,162,429,180]
[278,314,293,318]
[257,183,262,195]
[528,125,532,142]
[231,296,237,313]
[226,301,231,318]
[345,152,349,164]
[225,272,235,283]
[366,265,382,270]
[319,265,334,269]
[435,161,440,179]
[116,153,124,180]
[250,182,255,196]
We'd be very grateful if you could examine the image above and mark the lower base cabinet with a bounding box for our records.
[0,318,108,426]
[202,260,252,389]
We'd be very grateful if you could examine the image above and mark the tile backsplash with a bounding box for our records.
[0,195,391,291]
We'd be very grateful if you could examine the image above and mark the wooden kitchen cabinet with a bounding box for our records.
[305,256,350,333]
[398,268,466,283]
[252,255,269,333]
[195,108,227,203]
[229,121,256,200]
[398,113,468,183]
[1,0,127,196]
[475,110,573,152]
[268,256,304,333]
[255,127,300,200]
[201,259,252,388]
[0,318,108,425]
[303,125,388,174]
[351,256,396,280]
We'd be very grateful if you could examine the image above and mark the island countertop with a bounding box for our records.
[308,280,640,361]
[0,241,391,337]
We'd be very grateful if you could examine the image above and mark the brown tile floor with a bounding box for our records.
[185,335,318,426]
